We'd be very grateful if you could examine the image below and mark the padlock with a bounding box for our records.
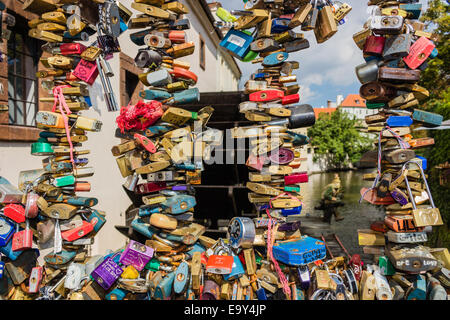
[403,36,436,70]
[11,220,33,251]
[91,253,123,290]
[28,266,43,294]
[302,0,318,31]
[61,221,94,242]
[3,204,26,224]
[363,36,385,56]
[314,6,337,43]
[220,29,254,60]
[73,59,99,85]
[383,33,413,59]
[401,161,443,227]
[119,240,154,272]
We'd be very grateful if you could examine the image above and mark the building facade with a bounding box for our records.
[338,94,376,121]
[0,0,241,255]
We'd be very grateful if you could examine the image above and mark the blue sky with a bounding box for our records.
[217,0,430,108]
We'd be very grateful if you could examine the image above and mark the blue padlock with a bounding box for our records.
[272,236,326,266]
[263,52,288,66]
[223,256,245,281]
[271,18,291,34]
[138,206,161,217]
[186,243,205,258]
[220,29,254,60]
[119,18,128,34]
[169,88,200,105]
[162,194,196,215]
[363,55,380,63]
[0,217,15,247]
[415,156,428,170]
[154,271,175,300]
[145,123,175,137]
[430,47,438,59]
[252,72,269,80]
[131,218,158,238]
[399,3,422,19]
[174,163,196,171]
[386,116,413,127]
[407,275,427,300]
[0,239,23,261]
[173,261,190,295]
[256,286,268,300]
[281,205,302,217]
[140,89,172,101]
[87,209,106,233]
[83,96,92,107]
[106,287,127,300]
[0,261,4,279]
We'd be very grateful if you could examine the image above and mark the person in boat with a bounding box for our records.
[317,174,344,223]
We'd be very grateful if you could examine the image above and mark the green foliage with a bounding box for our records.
[419,1,450,248]
[307,110,372,168]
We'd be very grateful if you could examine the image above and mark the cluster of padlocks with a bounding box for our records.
[0,0,448,301]
[355,0,449,300]
[0,0,125,300]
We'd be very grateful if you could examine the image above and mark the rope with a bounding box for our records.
[52,85,76,172]
[266,192,297,299]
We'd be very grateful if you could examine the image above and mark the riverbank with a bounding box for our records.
[301,170,385,256]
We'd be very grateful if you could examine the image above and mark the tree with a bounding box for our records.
[307,110,372,168]
[417,0,450,248]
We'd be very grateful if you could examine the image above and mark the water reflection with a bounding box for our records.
[301,170,385,256]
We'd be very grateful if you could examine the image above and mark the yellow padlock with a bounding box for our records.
[121,265,140,279]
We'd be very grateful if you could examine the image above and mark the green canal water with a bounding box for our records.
[301,170,385,256]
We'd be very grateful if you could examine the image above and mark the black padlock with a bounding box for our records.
[134,49,162,69]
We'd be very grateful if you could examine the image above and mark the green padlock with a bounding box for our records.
[145,258,161,272]
[216,7,237,22]
[366,101,386,109]
[379,256,395,276]
[31,138,54,156]
[284,186,301,193]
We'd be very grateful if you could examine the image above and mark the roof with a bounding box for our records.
[314,108,337,118]
[339,94,367,108]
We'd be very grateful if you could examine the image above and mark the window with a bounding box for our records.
[199,34,205,70]
[7,14,41,126]
[125,70,140,105]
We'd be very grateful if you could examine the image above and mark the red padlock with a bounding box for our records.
[61,220,94,242]
[168,30,186,43]
[206,255,234,274]
[363,35,385,56]
[284,173,308,185]
[170,67,198,84]
[12,221,33,251]
[249,90,284,102]
[281,93,300,105]
[136,182,167,194]
[403,36,435,70]
[73,59,99,85]
[60,43,87,56]
[28,266,43,294]
[3,204,26,223]
[134,134,157,153]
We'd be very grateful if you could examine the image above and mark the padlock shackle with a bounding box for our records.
[402,160,435,210]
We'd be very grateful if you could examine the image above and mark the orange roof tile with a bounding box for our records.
[340,94,367,108]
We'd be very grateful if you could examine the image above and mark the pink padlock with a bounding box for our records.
[73,59,99,85]
[403,36,435,70]
[12,220,33,251]
[284,173,309,185]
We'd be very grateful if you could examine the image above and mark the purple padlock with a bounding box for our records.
[119,240,154,271]
[91,254,123,290]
